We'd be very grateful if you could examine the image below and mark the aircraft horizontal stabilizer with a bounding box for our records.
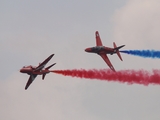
[113,42,124,61]
[42,74,46,80]
[42,63,56,80]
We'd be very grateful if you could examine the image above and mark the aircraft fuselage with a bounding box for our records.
[20,54,56,90]
[85,46,116,55]
[20,66,50,75]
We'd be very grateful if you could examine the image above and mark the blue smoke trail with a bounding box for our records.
[120,50,160,58]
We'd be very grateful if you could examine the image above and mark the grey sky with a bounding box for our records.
[1,0,160,120]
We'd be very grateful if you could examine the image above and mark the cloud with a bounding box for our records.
[1,0,160,120]
[111,0,160,70]
[0,72,98,120]
[112,0,160,49]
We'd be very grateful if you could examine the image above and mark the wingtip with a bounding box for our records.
[110,66,116,72]
[49,54,55,58]
[112,68,116,72]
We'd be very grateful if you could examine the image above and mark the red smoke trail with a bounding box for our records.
[52,69,160,85]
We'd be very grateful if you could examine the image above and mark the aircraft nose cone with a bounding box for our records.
[85,48,91,52]
[20,69,23,73]
[20,68,25,73]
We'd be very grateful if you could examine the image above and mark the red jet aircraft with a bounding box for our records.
[85,31,125,71]
[20,54,56,90]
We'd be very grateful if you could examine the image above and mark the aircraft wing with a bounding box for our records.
[34,54,54,72]
[95,31,103,46]
[100,53,116,72]
[25,74,37,90]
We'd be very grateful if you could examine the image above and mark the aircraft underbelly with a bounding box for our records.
[99,50,113,54]
[32,70,50,75]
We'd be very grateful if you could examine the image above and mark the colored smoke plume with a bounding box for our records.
[52,69,160,85]
[120,50,160,58]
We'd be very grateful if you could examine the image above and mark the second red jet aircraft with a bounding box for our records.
[85,31,125,71]
[20,54,56,90]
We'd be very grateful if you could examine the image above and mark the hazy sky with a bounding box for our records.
[1,0,160,120]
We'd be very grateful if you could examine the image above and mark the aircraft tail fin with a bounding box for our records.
[42,63,56,80]
[113,42,124,61]
[45,63,56,70]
